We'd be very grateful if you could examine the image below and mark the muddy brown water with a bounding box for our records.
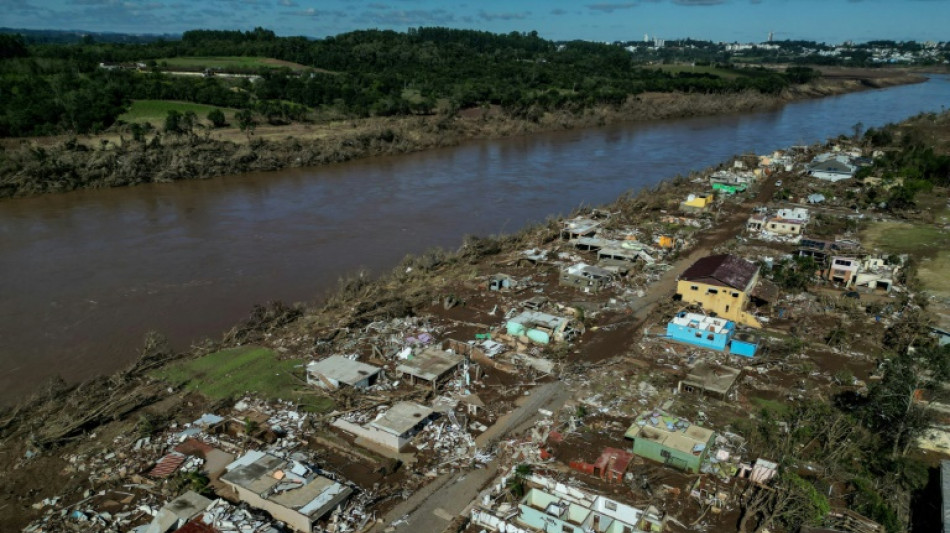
[2,76,950,405]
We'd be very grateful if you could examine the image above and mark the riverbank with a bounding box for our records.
[2,109,947,532]
[0,72,926,199]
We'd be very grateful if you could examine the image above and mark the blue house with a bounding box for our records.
[666,312,758,357]
[731,333,759,358]
[667,312,734,351]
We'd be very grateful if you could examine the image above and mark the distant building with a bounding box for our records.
[808,153,859,182]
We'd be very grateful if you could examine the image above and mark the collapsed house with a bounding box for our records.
[142,491,212,533]
[625,411,716,474]
[678,362,742,399]
[676,254,765,328]
[395,346,463,390]
[798,235,861,262]
[220,451,352,533]
[332,401,436,453]
[560,263,615,293]
[472,475,666,533]
[306,356,381,390]
[561,217,602,240]
[505,310,578,345]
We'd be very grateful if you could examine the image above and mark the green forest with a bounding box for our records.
[0,28,819,137]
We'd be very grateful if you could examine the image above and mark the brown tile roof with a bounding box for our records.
[680,254,758,291]
[174,519,220,533]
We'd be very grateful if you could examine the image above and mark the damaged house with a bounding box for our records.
[395,346,463,390]
[560,263,615,293]
[746,207,809,237]
[473,475,666,533]
[807,153,860,182]
[220,451,352,533]
[625,411,716,474]
[561,217,602,240]
[676,254,767,328]
[678,362,742,399]
[666,312,758,357]
[306,356,381,390]
[332,401,436,453]
[506,310,579,345]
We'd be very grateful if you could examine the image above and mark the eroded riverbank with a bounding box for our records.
[0,74,947,407]
[0,73,925,199]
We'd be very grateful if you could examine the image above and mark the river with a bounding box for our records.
[2,77,949,404]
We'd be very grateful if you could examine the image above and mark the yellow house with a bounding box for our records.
[676,254,762,328]
[680,192,715,212]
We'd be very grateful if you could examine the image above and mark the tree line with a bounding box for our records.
[0,27,821,137]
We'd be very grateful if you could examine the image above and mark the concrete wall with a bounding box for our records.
[332,419,405,451]
[731,339,757,358]
[631,438,703,474]
[230,485,311,532]
[666,322,730,351]
[677,278,756,326]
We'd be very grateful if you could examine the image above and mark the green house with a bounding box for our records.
[624,411,715,474]
[712,182,747,195]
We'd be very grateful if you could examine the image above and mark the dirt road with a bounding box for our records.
[369,381,571,533]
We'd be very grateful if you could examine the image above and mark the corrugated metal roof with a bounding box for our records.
[148,452,186,478]
[680,254,758,291]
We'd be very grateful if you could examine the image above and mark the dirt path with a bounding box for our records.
[575,176,777,364]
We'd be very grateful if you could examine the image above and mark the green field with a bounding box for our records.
[118,100,237,124]
[861,220,950,256]
[862,219,950,298]
[155,56,311,71]
[650,64,744,79]
[151,346,334,412]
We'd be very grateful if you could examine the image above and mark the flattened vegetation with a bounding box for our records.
[151,345,334,412]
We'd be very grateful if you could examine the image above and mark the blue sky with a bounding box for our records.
[4,0,948,43]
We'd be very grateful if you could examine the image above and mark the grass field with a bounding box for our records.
[861,220,950,257]
[862,219,950,298]
[118,100,237,125]
[151,346,334,412]
[155,56,312,71]
[649,64,744,79]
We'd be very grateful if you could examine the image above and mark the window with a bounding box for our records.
[562,526,573,533]
[732,292,739,298]
[695,332,702,338]
[604,501,618,511]
[690,285,698,291]
[725,305,730,313]
[707,334,714,340]
[707,289,718,295]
